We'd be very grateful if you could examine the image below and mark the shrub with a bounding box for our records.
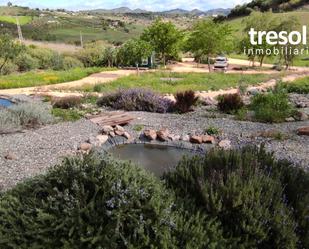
[10,102,54,127]
[52,96,82,109]
[97,92,121,107]
[280,80,309,94]
[0,153,211,248]
[250,91,293,123]
[29,47,64,70]
[62,56,84,70]
[77,42,105,67]
[97,88,173,113]
[164,147,309,248]
[204,126,220,135]
[0,59,18,75]
[217,93,244,113]
[174,90,198,113]
[0,108,21,132]
[15,53,39,72]
[0,102,54,131]
[93,84,104,92]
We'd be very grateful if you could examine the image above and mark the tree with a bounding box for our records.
[7,2,12,7]
[0,35,23,75]
[186,19,233,71]
[241,12,278,67]
[141,18,183,65]
[275,16,300,69]
[103,47,116,67]
[117,39,152,71]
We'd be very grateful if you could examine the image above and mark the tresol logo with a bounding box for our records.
[248,25,307,45]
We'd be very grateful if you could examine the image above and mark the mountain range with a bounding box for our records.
[86,7,231,16]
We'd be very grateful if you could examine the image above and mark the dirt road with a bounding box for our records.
[0,69,137,97]
[0,58,308,97]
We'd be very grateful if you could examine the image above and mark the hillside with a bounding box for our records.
[86,7,231,16]
[0,6,148,45]
[0,5,231,45]
[228,0,308,18]
[228,9,309,35]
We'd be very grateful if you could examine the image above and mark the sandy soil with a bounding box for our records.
[1,58,308,98]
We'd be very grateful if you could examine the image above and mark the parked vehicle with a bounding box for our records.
[214,56,229,71]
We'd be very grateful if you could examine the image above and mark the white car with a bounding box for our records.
[214,57,229,71]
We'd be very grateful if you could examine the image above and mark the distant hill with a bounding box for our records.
[87,7,231,16]
[228,0,308,18]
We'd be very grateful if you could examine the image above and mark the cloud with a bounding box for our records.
[0,0,250,11]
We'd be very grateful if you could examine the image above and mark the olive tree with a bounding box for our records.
[117,39,152,71]
[141,18,183,65]
[186,19,233,71]
[241,12,278,67]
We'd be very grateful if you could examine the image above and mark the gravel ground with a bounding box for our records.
[125,107,309,168]
[0,119,100,191]
[0,106,308,191]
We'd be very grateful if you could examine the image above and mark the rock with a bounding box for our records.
[4,152,17,160]
[157,128,169,141]
[190,135,203,144]
[297,126,309,136]
[168,134,180,141]
[96,135,108,146]
[285,117,295,122]
[123,132,131,140]
[109,131,116,137]
[293,111,308,121]
[102,125,114,134]
[79,143,92,151]
[114,125,125,132]
[180,135,190,141]
[248,88,260,96]
[115,130,125,136]
[218,139,231,150]
[201,135,215,144]
[202,96,217,106]
[144,129,157,141]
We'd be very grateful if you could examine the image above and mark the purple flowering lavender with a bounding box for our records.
[111,88,173,113]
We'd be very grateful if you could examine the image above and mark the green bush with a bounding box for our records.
[0,148,308,248]
[77,42,105,67]
[217,93,244,114]
[0,154,211,249]
[250,91,293,123]
[280,78,309,94]
[164,147,309,248]
[15,53,39,72]
[0,59,18,75]
[29,47,64,70]
[62,56,84,70]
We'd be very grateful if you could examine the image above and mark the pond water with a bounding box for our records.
[0,98,13,108]
[109,143,195,177]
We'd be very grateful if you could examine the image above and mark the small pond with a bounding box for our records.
[0,98,14,108]
[109,143,195,177]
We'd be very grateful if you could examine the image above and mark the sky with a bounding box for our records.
[0,0,250,11]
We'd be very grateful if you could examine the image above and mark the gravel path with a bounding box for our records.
[0,120,100,191]
[0,107,308,191]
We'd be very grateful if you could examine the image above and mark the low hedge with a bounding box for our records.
[0,147,308,249]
